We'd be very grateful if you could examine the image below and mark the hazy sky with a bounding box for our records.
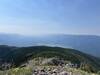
[0,0,100,36]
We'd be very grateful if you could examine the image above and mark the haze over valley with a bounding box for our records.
[0,34,100,57]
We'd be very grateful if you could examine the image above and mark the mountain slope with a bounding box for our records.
[0,45,100,73]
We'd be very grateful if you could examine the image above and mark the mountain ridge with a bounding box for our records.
[0,45,100,73]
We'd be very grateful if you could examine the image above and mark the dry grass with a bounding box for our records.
[0,66,99,75]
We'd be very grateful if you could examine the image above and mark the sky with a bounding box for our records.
[0,0,100,36]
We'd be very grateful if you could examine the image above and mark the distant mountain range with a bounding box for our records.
[0,34,100,57]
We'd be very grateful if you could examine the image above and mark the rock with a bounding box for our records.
[42,57,64,66]
[52,72,57,75]
[60,71,68,75]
